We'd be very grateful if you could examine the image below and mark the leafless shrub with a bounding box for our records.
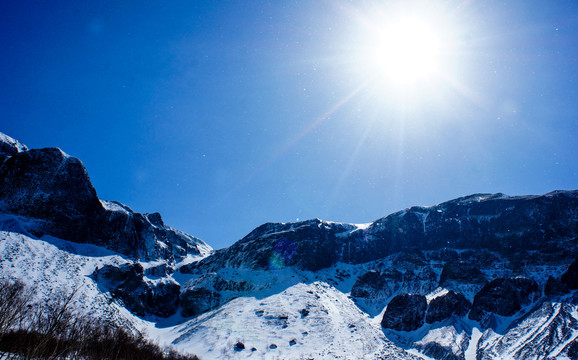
[0,279,199,360]
[0,280,32,335]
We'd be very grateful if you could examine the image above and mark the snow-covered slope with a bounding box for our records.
[3,218,576,359]
[0,132,212,261]
[2,131,578,359]
[0,225,135,328]
[165,282,419,360]
[0,215,419,359]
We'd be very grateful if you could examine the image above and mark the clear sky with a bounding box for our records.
[1,1,577,249]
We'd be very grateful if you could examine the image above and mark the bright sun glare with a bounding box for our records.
[350,5,458,99]
[373,17,441,85]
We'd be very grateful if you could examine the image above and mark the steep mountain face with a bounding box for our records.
[183,191,578,274]
[0,133,211,261]
[2,131,578,359]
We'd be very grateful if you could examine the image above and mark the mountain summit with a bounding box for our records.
[0,132,211,261]
[1,131,577,359]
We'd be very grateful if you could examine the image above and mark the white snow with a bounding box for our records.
[0,230,132,325]
[354,223,371,230]
[100,200,134,214]
[162,281,417,360]
[0,132,28,153]
[1,209,577,360]
[465,327,482,360]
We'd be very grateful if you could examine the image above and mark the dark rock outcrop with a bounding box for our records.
[180,287,221,317]
[145,263,174,278]
[178,272,255,317]
[561,258,578,290]
[350,270,402,298]
[0,147,103,242]
[426,291,471,323]
[544,276,569,296]
[400,267,438,295]
[439,261,486,286]
[93,263,180,317]
[0,132,211,261]
[427,248,459,262]
[182,219,357,272]
[469,277,540,321]
[186,190,578,272]
[0,133,28,160]
[94,262,144,284]
[381,294,427,331]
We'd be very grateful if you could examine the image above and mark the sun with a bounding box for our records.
[372,17,441,85]
[347,5,458,98]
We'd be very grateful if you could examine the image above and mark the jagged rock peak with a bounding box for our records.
[0,131,28,157]
[469,277,540,321]
[186,189,578,273]
[425,291,471,324]
[0,131,212,261]
[381,294,427,331]
[242,218,356,242]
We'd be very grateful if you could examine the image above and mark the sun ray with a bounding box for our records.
[219,82,368,202]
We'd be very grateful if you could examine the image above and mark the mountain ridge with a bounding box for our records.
[0,133,211,261]
[1,131,578,359]
[183,189,578,273]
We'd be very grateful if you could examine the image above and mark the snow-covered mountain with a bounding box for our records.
[1,131,577,359]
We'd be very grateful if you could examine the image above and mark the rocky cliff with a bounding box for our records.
[0,132,211,262]
[182,191,578,273]
[2,131,578,359]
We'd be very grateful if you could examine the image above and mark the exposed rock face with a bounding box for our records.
[183,219,357,272]
[100,200,211,261]
[0,132,28,159]
[381,294,427,331]
[350,270,402,299]
[0,147,103,242]
[0,132,211,261]
[180,287,221,317]
[426,291,471,323]
[145,262,174,278]
[117,278,180,318]
[417,342,466,360]
[478,300,578,359]
[469,277,540,321]
[439,261,486,286]
[561,258,578,290]
[399,267,438,295]
[93,263,180,317]
[186,191,578,272]
[177,272,255,317]
[544,276,569,296]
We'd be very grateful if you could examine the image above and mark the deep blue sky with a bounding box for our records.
[2,1,577,249]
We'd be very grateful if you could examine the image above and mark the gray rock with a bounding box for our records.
[439,261,486,287]
[561,258,578,290]
[400,268,438,295]
[469,277,540,321]
[426,291,471,323]
[93,263,180,317]
[189,191,578,272]
[180,287,221,317]
[0,143,210,261]
[544,275,569,296]
[0,147,103,243]
[145,263,174,278]
[350,270,402,298]
[0,132,28,158]
[381,294,427,331]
